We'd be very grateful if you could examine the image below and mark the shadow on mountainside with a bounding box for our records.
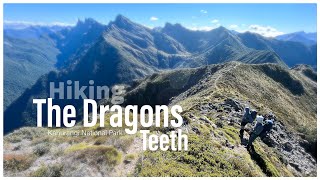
[240,136,275,177]
[259,65,305,95]
[247,146,274,177]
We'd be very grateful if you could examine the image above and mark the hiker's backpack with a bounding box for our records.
[243,108,256,123]
[253,123,264,135]
[252,116,264,135]
[263,119,274,132]
[250,111,257,120]
[242,107,250,122]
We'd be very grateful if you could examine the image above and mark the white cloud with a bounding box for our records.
[188,26,214,31]
[211,19,219,24]
[51,22,75,26]
[244,24,284,37]
[150,16,159,21]
[188,23,283,37]
[187,24,220,31]
[143,24,154,29]
[200,10,208,14]
[229,24,238,29]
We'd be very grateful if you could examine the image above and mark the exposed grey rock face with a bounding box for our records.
[223,98,243,111]
[261,121,316,176]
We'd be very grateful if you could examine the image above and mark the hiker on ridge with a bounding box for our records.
[259,113,275,139]
[246,115,264,149]
[239,107,257,139]
[246,114,274,150]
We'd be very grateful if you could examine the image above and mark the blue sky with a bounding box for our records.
[4,3,317,37]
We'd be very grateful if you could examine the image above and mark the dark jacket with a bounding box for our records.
[242,107,256,123]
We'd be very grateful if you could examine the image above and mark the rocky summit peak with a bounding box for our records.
[75,18,101,28]
[114,14,133,25]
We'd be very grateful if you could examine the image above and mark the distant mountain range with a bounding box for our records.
[4,15,317,133]
[276,31,317,46]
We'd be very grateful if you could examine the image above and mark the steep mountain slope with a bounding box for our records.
[161,24,286,67]
[161,24,317,68]
[292,64,317,82]
[238,32,317,67]
[4,62,316,177]
[53,18,107,68]
[101,15,188,70]
[161,23,243,53]
[3,19,107,109]
[3,16,177,132]
[276,31,317,46]
[3,33,59,109]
